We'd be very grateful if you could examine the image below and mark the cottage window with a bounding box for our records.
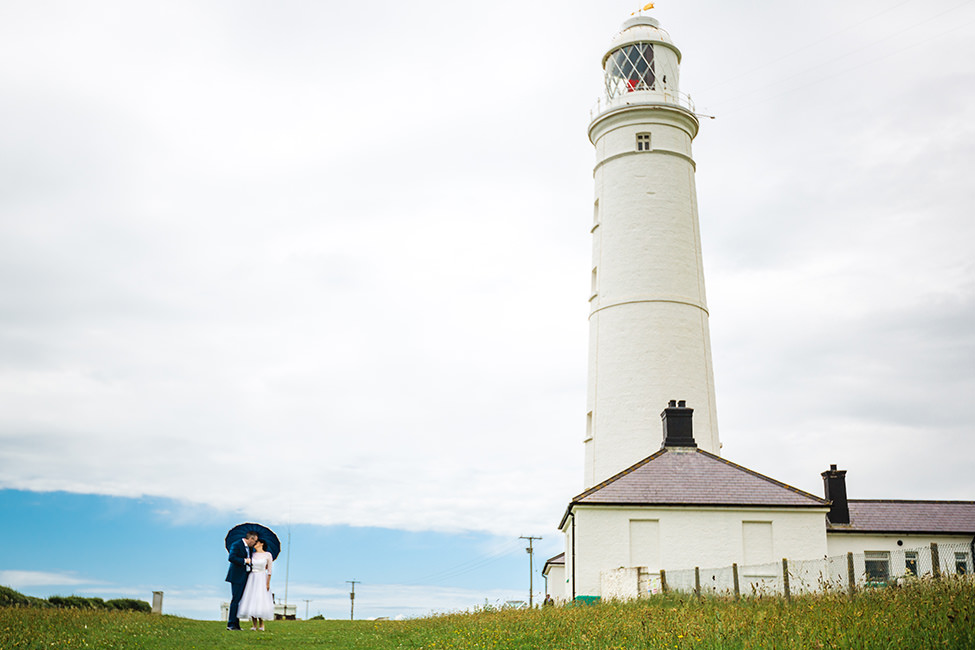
[904,551,918,576]
[864,551,890,582]
[955,552,970,575]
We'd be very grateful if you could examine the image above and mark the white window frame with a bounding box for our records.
[904,550,918,576]
[864,551,890,583]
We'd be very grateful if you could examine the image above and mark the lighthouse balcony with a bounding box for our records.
[590,89,695,121]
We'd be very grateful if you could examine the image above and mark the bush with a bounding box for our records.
[1,587,148,612]
[105,598,152,613]
[48,595,107,609]
[0,585,30,607]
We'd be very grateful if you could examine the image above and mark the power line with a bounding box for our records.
[399,537,524,586]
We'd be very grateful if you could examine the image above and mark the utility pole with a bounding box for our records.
[346,580,360,621]
[302,599,311,620]
[520,536,542,607]
[284,527,291,613]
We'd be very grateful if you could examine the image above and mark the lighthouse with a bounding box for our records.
[584,15,719,488]
[543,13,975,605]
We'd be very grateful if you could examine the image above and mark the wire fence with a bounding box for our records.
[606,542,974,601]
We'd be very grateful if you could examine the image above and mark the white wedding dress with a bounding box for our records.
[237,551,274,621]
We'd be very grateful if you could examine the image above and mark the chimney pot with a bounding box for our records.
[668,400,677,407]
[677,400,686,407]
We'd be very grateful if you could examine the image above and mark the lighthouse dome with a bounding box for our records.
[603,16,681,65]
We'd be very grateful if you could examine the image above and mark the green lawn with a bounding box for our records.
[3,578,973,649]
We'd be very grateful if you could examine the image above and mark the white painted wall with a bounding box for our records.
[600,566,642,601]
[567,505,829,598]
[827,533,974,577]
[826,533,973,556]
[542,564,567,603]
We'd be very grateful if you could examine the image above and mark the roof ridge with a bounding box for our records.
[849,499,975,505]
[572,447,828,506]
[571,447,668,501]
[689,448,829,504]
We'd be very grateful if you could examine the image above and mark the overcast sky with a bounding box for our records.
[1,0,973,619]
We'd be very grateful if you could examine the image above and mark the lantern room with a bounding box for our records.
[601,15,685,107]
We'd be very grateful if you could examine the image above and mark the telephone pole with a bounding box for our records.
[520,536,542,607]
[346,580,360,620]
[302,599,312,620]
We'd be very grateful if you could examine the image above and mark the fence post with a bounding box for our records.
[659,569,668,594]
[694,567,701,599]
[732,563,740,600]
[931,543,941,579]
[782,559,790,602]
[847,552,856,599]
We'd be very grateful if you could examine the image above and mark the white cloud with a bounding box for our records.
[0,0,972,543]
[0,570,95,588]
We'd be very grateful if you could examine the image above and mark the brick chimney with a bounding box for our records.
[661,400,696,448]
[821,464,850,524]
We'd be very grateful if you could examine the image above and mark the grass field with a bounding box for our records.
[2,578,973,649]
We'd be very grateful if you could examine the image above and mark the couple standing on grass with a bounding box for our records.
[226,531,274,631]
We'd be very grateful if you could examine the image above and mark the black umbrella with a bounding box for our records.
[225,522,282,560]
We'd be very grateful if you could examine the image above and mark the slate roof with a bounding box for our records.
[542,552,565,574]
[560,447,827,528]
[828,500,975,535]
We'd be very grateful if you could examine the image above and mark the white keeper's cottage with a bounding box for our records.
[546,14,975,603]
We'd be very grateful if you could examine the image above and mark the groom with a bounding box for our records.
[226,531,259,631]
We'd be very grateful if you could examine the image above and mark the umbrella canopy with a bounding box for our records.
[225,522,282,560]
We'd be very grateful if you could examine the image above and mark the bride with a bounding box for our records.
[237,538,274,631]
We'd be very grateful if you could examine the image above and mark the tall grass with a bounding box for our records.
[2,577,973,649]
[393,577,975,649]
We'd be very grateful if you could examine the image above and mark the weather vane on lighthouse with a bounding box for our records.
[631,2,654,15]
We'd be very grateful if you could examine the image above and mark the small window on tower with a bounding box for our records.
[636,133,651,151]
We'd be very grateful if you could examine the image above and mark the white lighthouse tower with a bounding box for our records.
[584,15,719,488]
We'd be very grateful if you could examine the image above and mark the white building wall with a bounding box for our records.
[826,533,974,578]
[826,533,973,556]
[568,505,828,597]
[543,565,567,603]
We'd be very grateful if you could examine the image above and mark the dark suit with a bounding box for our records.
[225,538,251,629]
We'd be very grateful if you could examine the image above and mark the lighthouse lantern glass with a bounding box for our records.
[605,43,655,99]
